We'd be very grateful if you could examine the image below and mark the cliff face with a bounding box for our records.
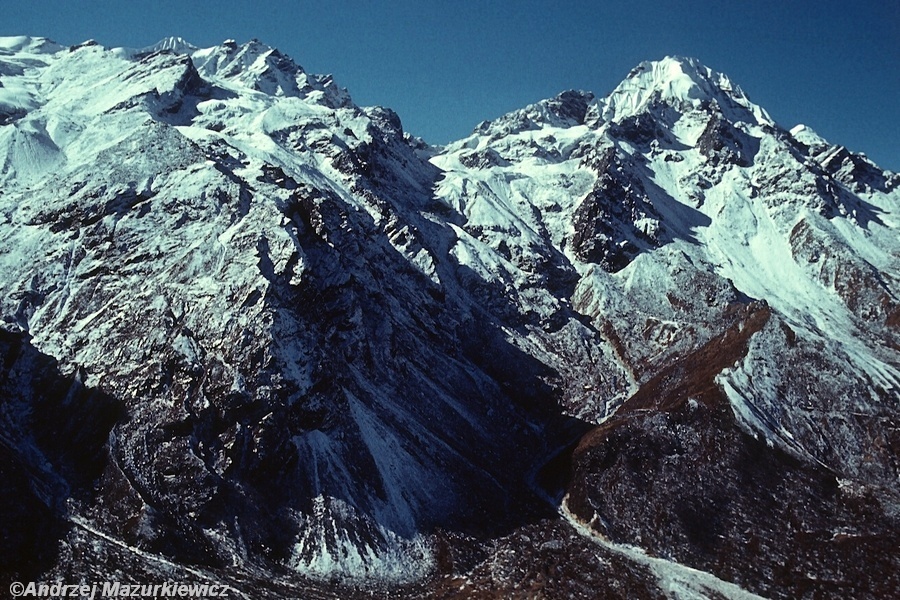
[1,37,898,598]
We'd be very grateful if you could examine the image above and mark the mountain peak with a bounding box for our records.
[602,55,771,125]
[470,89,596,140]
[0,35,62,54]
[790,123,829,150]
[188,38,308,97]
[143,36,198,55]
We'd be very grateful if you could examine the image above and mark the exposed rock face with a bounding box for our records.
[0,330,118,580]
[566,303,900,598]
[1,39,898,598]
[571,146,663,271]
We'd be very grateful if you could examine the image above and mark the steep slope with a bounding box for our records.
[435,55,900,481]
[0,36,588,585]
[1,38,899,598]
[433,55,900,598]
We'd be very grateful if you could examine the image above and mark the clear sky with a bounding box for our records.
[5,0,899,170]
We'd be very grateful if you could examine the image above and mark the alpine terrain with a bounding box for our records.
[1,35,898,599]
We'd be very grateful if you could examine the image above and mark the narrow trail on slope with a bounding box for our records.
[558,498,767,600]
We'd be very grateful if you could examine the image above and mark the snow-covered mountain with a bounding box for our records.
[1,36,898,598]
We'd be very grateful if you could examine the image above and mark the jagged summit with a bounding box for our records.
[449,56,778,158]
[143,36,199,55]
[471,89,597,137]
[190,38,304,94]
[601,55,772,125]
[790,123,830,150]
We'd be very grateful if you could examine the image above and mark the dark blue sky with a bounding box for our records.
[6,0,899,169]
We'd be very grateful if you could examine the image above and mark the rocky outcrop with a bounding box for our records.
[566,304,900,599]
[571,147,662,271]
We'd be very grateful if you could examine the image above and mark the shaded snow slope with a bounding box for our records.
[0,37,571,582]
